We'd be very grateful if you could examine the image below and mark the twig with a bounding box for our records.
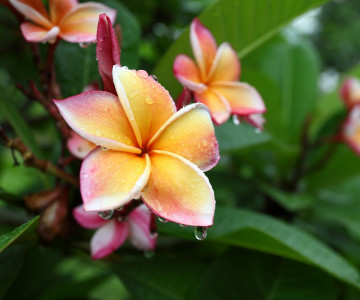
[0,126,79,187]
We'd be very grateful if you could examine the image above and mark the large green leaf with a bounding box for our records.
[113,248,337,300]
[215,122,270,152]
[0,216,39,254]
[158,206,360,289]
[153,0,329,98]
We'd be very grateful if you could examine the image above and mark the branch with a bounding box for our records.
[0,126,79,187]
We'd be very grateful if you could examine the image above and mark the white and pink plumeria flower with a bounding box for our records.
[9,0,116,43]
[173,18,266,128]
[73,204,156,259]
[340,77,360,111]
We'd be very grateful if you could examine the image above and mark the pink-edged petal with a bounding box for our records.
[149,103,219,172]
[194,89,231,125]
[243,113,266,131]
[173,54,206,93]
[59,2,116,43]
[73,204,107,229]
[128,205,156,251]
[142,151,215,226]
[97,13,120,95]
[211,82,266,116]
[190,18,217,80]
[340,77,360,110]
[67,132,96,159]
[20,22,59,43]
[9,0,52,29]
[81,149,150,211]
[91,219,129,259]
[342,105,360,155]
[113,66,176,148]
[49,0,77,25]
[208,42,240,82]
[54,91,140,153]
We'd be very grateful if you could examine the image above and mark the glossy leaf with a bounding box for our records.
[0,216,39,254]
[159,206,360,289]
[113,248,337,300]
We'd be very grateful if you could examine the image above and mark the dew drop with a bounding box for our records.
[144,250,155,259]
[99,210,114,220]
[232,115,240,125]
[150,75,159,82]
[101,146,108,151]
[136,70,148,79]
[194,226,207,240]
[79,42,90,48]
[158,217,168,223]
[201,140,208,147]
[145,97,154,105]
[180,224,188,227]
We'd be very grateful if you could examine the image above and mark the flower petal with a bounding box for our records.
[342,105,360,155]
[190,18,217,81]
[49,0,77,25]
[67,132,95,159]
[91,219,129,259]
[173,54,206,93]
[20,23,60,43]
[128,205,156,251]
[341,77,360,110]
[113,66,176,148]
[59,3,116,43]
[208,42,240,82]
[194,89,230,125]
[149,103,219,172]
[211,82,266,116]
[73,204,107,229]
[81,149,150,211]
[142,151,215,226]
[54,91,140,153]
[97,13,120,95]
[9,0,52,29]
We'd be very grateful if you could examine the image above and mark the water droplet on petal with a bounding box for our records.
[194,226,207,240]
[116,206,124,211]
[158,217,168,223]
[136,70,148,79]
[232,115,240,125]
[150,75,159,82]
[145,97,154,105]
[101,146,108,151]
[201,140,208,147]
[180,224,188,227]
[144,250,155,259]
[99,210,114,220]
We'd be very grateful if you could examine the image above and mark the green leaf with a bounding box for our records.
[215,122,270,152]
[55,43,99,98]
[0,246,25,299]
[113,248,337,300]
[159,206,360,289]
[153,0,329,98]
[261,184,315,211]
[0,91,42,158]
[0,216,39,254]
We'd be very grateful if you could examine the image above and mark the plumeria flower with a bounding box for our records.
[9,0,116,43]
[73,204,156,259]
[340,77,360,110]
[173,18,266,127]
[341,105,360,155]
[54,66,219,226]
[67,131,95,159]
